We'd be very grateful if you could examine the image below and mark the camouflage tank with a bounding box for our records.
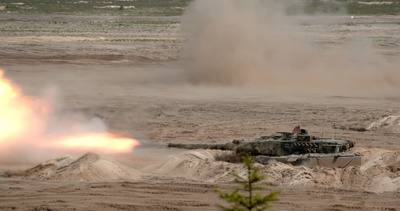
[168,126,361,168]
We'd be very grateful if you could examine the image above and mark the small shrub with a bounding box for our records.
[215,155,280,211]
[348,127,367,132]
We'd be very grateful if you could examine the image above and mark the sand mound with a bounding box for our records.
[367,115,400,133]
[150,150,244,182]
[151,149,400,193]
[263,149,400,193]
[267,148,400,193]
[26,152,141,181]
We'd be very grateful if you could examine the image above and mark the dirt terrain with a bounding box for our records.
[1,11,400,211]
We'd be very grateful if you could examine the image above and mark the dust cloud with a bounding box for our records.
[182,0,400,94]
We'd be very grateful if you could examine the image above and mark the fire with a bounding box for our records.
[0,68,139,157]
[50,134,140,153]
[0,70,36,142]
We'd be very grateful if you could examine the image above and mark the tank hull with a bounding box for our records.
[255,153,361,168]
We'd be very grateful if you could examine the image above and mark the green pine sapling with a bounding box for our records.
[215,155,280,211]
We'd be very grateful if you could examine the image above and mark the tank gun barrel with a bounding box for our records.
[167,143,236,151]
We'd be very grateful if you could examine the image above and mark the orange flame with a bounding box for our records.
[0,70,35,142]
[49,134,140,153]
[0,68,139,156]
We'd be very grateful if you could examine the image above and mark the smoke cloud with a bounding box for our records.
[0,69,138,166]
[182,0,400,94]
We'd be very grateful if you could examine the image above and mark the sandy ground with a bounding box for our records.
[1,14,400,210]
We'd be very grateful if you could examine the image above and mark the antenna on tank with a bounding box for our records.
[334,124,337,139]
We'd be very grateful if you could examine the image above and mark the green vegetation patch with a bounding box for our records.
[0,0,192,16]
[82,38,182,43]
[285,0,400,15]
[347,1,400,15]
[15,43,44,47]
[1,0,400,16]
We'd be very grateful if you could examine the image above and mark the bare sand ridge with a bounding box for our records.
[143,148,400,193]
[2,146,400,210]
[1,1,400,210]
[25,152,141,181]
[6,146,400,193]
[367,115,400,133]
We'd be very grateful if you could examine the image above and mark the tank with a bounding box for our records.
[168,126,361,168]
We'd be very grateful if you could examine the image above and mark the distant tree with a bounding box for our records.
[215,155,280,211]
[5,4,17,10]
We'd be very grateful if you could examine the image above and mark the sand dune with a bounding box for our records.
[25,152,141,181]
[149,148,400,193]
[367,115,400,133]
